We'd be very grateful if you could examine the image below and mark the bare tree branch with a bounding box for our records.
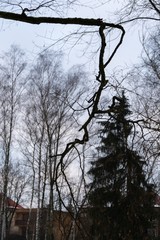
[0,10,124,29]
[148,0,160,15]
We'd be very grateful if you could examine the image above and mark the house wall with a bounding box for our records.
[9,208,74,240]
[10,213,20,236]
[8,205,160,240]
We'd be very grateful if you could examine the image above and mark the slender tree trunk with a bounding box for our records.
[26,145,36,240]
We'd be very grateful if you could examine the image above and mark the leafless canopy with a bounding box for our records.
[0,1,125,176]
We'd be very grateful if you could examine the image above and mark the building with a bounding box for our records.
[9,206,90,240]
[1,193,160,240]
[9,207,74,240]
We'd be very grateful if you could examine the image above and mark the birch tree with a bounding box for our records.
[0,45,26,240]
[0,2,125,239]
[21,50,88,240]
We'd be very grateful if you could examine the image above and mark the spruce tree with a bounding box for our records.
[88,92,155,240]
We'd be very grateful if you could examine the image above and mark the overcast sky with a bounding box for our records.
[0,1,142,72]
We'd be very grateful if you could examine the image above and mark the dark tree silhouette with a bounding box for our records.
[88,92,156,240]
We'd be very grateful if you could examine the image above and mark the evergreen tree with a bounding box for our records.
[88,92,155,240]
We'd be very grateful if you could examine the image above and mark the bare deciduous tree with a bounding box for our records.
[0,45,26,240]
[20,50,89,239]
[0,2,126,239]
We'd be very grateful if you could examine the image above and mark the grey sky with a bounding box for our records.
[0,1,142,72]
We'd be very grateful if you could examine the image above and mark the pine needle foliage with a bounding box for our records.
[88,92,155,240]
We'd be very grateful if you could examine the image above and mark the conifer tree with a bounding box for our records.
[88,92,155,240]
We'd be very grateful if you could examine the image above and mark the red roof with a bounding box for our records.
[0,193,24,209]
